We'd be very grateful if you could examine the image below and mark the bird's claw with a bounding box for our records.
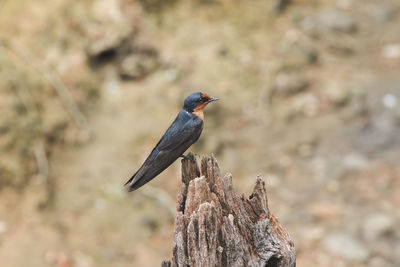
[180,153,197,163]
[180,154,191,160]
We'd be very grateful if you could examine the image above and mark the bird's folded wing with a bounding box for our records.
[126,118,202,188]
[155,118,202,152]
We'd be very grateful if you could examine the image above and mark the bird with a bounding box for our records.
[124,92,218,192]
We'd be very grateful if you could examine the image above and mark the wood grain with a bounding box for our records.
[162,153,296,267]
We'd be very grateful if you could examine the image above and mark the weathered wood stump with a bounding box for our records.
[162,153,296,267]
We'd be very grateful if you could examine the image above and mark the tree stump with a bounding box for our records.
[162,153,296,267]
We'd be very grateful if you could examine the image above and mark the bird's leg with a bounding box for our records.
[180,154,191,160]
[180,153,197,163]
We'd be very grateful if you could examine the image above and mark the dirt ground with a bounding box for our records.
[1,0,400,266]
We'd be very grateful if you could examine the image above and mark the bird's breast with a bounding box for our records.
[192,109,204,120]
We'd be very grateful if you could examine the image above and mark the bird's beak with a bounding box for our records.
[206,97,219,103]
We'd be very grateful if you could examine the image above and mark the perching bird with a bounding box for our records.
[125,92,218,192]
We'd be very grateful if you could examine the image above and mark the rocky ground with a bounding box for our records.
[0,0,400,266]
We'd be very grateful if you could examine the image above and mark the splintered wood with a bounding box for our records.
[162,153,296,267]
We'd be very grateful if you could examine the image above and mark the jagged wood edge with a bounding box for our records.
[162,153,296,267]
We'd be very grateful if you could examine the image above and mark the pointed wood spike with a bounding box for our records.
[164,155,296,267]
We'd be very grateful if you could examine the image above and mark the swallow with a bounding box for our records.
[125,92,218,192]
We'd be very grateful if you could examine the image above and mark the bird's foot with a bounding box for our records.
[180,152,197,163]
[180,154,191,160]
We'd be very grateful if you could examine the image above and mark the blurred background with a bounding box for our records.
[0,0,400,266]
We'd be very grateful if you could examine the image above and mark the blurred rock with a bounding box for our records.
[139,215,159,231]
[163,68,180,82]
[216,45,228,57]
[323,233,369,261]
[318,10,357,33]
[118,49,159,79]
[382,93,398,109]
[85,0,136,60]
[293,92,319,117]
[316,156,348,181]
[363,213,395,240]
[272,73,308,96]
[323,82,350,106]
[281,45,318,69]
[357,113,400,152]
[300,9,357,35]
[348,86,367,116]
[269,0,290,15]
[83,0,160,80]
[342,154,368,171]
[327,41,354,56]
[371,6,396,24]
[381,44,400,60]
[103,65,120,97]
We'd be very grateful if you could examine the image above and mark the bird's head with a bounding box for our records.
[183,92,218,114]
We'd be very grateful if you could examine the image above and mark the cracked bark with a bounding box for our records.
[162,153,296,267]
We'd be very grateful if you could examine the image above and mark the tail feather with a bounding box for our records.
[124,176,134,186]
[124,169,139,188]
[124,168,150,192]
[126,174,150,192]
[127,179,145,192]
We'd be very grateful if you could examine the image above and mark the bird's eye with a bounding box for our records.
[200,97,209,103]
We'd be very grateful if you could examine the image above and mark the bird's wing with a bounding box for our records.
[125,116,203,191]
[156,119,202,151]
